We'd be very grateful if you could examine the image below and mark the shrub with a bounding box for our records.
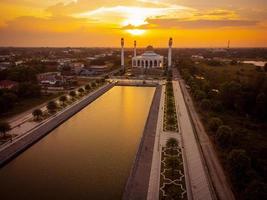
[208,117,223,132]
[166,138,178,148]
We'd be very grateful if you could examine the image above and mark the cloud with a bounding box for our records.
[146,18,259,29]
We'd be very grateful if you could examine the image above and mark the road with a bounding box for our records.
[173,68,235,200]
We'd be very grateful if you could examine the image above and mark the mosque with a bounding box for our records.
[120,38,173,70]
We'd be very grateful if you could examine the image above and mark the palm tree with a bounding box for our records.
[59,95,67,106]
[32,108,43,120]
[0,121,11,137]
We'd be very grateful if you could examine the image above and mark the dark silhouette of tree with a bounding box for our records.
[78,88,85,94]
[69,91,76,98]
[227,149,251,188]
[0,121,11,137]
[46,101,57,113]
[59,95,67,106]
[216,125,233,148]
[85,84,91,91]
[200,99,211,110]
[243,180,267,200]
[208,117,223,132]
[32,109,43,120]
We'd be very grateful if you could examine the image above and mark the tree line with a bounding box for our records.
[177,58,267,199]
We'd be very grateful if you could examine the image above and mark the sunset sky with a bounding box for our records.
[0,0,267,47]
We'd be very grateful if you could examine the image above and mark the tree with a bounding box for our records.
[208,117,223,132]
[200,99,211,110]
[91,82,96,88]
[244,180,267,200]
[255,92,267,120]
[220,81,242,110]
[85,84,91,91]
[32,108,43,120]
[193,90,206,101]
[216,125,233,148]
[59,95,67,105]
[78,88,85,94]
[16,82,41,98]
[227,149,251,185]
[69,91,76,98]
[0,121,11,137]
[46,101,57,113]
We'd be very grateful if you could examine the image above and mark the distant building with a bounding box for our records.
[0,80,18,89]
[37,72,66,87]
[70,62,85,75]
[79,65,110,76]
[0,62,12,70]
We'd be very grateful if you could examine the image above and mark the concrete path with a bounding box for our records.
[122,85,162,200]
[146,84,165,200]
[173,80,214,200]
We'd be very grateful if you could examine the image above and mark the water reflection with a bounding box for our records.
[0,86,155,200]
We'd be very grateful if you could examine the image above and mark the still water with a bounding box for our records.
[242,60,267,67]
[0,86,155,200]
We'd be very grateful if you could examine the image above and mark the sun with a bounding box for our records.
[126,29,146,35]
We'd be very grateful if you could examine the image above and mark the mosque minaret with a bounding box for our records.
[121,38,124,71]
[168,37,173,70]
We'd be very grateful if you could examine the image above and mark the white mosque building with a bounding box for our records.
[121,38,173,70]
[132,45,164,68]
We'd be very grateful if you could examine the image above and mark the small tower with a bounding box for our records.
[134,40,137,58]
[121,38,124,71]
[168,37,173,70]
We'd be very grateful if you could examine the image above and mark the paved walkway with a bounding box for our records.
[122,85,162,200]
[146,84,165,200]
[173,80,214,200]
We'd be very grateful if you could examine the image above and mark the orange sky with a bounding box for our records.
[0,0,267,47]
